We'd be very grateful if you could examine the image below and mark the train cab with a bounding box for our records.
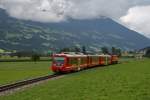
[51,54,68,72]
[51,54,88,73]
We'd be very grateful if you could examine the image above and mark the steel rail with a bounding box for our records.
[0,74,61,93]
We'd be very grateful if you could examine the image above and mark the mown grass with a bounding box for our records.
[0,59,150,100]
[0,61,52,85]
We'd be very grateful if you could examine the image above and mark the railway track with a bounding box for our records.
[0,74,61,93]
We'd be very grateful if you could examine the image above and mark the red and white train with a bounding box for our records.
[51,53,118,73]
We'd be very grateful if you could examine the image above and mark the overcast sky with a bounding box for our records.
[0,0,150,38]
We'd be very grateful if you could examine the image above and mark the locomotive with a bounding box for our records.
[51,52,118,73]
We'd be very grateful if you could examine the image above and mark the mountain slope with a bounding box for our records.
[0,9,150,51]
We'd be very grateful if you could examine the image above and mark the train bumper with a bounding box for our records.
[51,66,72,73]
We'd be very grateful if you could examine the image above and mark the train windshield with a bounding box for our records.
[54,57,65,64]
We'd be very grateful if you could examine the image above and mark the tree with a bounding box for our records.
[60,48,70,53]
[116,48,122,57]
[145,49,150,58]
[111,47,122,57]
[111,47,116,54]
[101,47,109,54]
[16,52,22,58]
[31,54,40,63]
[82,46,87,54]
[47,50,53,57]
[14,51,35,58]
[74,46,81,52]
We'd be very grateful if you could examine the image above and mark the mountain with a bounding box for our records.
[0,9,150,52]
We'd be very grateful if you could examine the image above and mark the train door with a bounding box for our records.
[100,56,105,65]
[105,56,108,65]
[77,57,81,71]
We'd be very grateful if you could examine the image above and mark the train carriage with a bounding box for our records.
[51,54,88,72]
[67,55,88,71]
[87,55,99,67]
[99,55,111,65]
[111,55,119,64]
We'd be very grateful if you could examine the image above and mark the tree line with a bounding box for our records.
[145,49,150,58]
[60,46,122,56]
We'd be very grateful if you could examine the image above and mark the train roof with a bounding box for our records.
[53,54,87,57]
[99,55,111,57]
[53,54,111,57]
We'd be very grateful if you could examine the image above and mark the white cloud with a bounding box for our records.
[0,0,72,22]
[0,0,150,38]
[1,0,150,22]
[120,5,150,38]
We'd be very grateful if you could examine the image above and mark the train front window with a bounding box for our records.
[54,57,65,64]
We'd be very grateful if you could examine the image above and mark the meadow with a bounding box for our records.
[0,58,150,100]
[0,61,52,85]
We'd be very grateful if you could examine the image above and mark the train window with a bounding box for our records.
[92,56,99,63]
[54,57,65,64]
[81,58,85,64]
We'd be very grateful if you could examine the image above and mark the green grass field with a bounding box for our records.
[0,59,150,100]
[0,61,52,85]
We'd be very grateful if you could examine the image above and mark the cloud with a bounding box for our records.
[1,0,150,22]
[120,5,150,38]
[0,0,72,22]
[0,0,150,38]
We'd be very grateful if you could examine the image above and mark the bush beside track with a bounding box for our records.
[0,59,150,100]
